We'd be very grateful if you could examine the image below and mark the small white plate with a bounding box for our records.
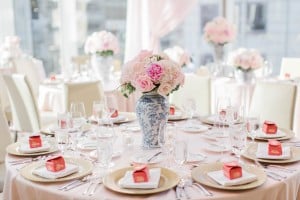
[179,124,209,133]
[187,153,206,163]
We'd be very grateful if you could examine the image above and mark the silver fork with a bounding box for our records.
[192,182,213,196]
[88,179,102,196]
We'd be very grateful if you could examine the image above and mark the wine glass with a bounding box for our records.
[70,102,86,129]
[229,124,247,163]
[55,130,69,155]
[102,95,118,125]
[92,100,104,124]
[246,116,261,143]
[216,97,231,130]
[182,98,196,126]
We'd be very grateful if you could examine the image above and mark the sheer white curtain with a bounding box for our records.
[124,0,196,62]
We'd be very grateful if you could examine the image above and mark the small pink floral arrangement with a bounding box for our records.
[120,50,185,97]
[84,30,119,57]
[228,48,264,72]
[163,46,191,68]
[0,36,22,59]
[203,17,236,45]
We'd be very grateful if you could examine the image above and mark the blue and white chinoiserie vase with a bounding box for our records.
[136,91,169,149]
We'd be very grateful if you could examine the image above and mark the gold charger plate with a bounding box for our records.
[6,140,58,157]
[114,112,137,124]
[251,128,295,141]
[242,143,300,164]
[102,167,179,195]
[192,162,266,190]
[20,157,93,183]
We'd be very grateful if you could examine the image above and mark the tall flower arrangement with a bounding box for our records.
[120,50,185,97]
[84,30,119,57]
[228,48,264,72]
[203,17,236,45]
[163,46,191,68]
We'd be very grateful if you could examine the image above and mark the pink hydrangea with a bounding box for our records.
[146,63,163,82]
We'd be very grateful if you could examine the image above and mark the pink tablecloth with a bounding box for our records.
[3,120,300,200]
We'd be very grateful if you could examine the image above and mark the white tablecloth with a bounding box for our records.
[3,120,300,200]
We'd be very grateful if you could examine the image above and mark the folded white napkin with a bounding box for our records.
[100,115,126,124]
[256,129,286,138]
[118,168,161,189]
[256,143,291,160]
[207,170,257,186]
[19,141,51,153]
[33,163,79,179]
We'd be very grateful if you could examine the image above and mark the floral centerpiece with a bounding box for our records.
[84,30,119,81]
[204,17,236,46]
[228,48,264,83]
[0,36,22,67]
[120,50,185,97]
[163,46,191,68]
[203,17,236,76]
[120,50,184,148]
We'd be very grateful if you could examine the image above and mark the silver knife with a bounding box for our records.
[147,151,162,162]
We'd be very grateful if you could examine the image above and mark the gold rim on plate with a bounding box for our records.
[192,162,267,190]
[6,140,59,156]
[242,143,300,164]
[113,112,137,124]
[251,128,295,141]
[20,157,93,183]
[102,167,180,195]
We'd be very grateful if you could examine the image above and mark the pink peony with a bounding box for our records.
[157,83,172,96]
[146,63,163,82]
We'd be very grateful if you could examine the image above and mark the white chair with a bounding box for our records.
[169,73,211,116]
[3,74,56,137]
[13,55,46,98]
[249,81,296,130]
[64,81,104,117]
[0,108,13,192]
[280,57,300,79]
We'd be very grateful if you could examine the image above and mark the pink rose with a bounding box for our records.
[134,75,155,92]
[146,63,163,82]
[157,83,172,96]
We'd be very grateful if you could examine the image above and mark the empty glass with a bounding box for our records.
[182,98,196,125]
[246,117,260,143]
[70,102,86,129]
[92,100,104,123]
[229,125,247,163]
[55,131,69,155]
[173,139,187,165]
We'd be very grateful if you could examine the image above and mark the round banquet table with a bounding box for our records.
[3,119,300,200]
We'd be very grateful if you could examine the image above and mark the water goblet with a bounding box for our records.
[55,131,69,155]
[182,98,196,125]
[229,125,247,164]
[92,100,104,124]
[70,102,86,129]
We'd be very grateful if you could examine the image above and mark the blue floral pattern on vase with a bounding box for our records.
[136,92,169,149]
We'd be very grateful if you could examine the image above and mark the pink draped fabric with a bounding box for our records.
[124,0,196,62]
